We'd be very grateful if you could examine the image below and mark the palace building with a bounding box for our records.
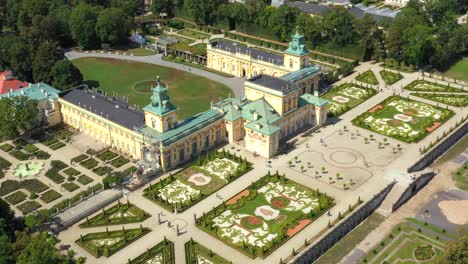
[3,33,328,172]
[207,31,313,79]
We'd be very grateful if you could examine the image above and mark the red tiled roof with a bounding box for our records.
[0,71,29,94]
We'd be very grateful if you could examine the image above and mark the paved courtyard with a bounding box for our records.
[53,62,468,264]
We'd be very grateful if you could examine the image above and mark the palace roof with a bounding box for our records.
[59,87,145,130]
[0,83,60,101]
[299,93,329,107]
[139,109,224,146]
[0,71,29,95]
[210,41,284,66]
[280,65,320,83]
[247,74,296,94]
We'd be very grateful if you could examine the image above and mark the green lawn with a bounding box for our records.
[411,93,468,107]
[185,239,230,264]
[379,70,403,85]
[322,83,377,117]
[130,239,174,264]
[72,58,232,119]
[355,70,379,85]
[80,201,150,227]
[443,58,468,82]
[453,163,467,191]
[176,29,211,39]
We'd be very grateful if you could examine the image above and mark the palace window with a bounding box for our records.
[222,62,226,69]
[289,59,293,68]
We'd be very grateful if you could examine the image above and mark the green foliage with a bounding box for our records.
[51,59,83,90]
[0,97,38,139]
[96,8,131,45]
[80,202,150,228]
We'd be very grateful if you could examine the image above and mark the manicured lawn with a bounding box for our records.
[363,221,449,264]
[322,83,377,117]
[169,43,207,56]
[442,58,468,82]
[76,227,151,258]
[49,142,66,150]
[176,29,211,39]
[404,80,467,93]
[78,175,94,185]
[130,239,174,264]
[17,200,42,215]
[411,93,468,107]
[23,144,39,153]
[72,154,89,163]
[0,179,49,197]
[4,190,27,205]
[40,189,62,203]
[80,158,99,169]
[9,150,30,160]
[197,172,334,258]
[45,160,68,184]
[352,96,454,143]
[379,70,403,85]
[63,167,81,177]
[0,144,14,152]
[110,157,129,168]
[62,182,80,192]
[144,151,252,212]
[80,201,150,227]
[92,166,113,176]
[96,150,118,161]
[355,70,379,85]
[314,213,385,264]
[33,150,51,160]
[0,156,12,178]
[40,137,59,146]
[72,58,232,119]
[185,239,230,264]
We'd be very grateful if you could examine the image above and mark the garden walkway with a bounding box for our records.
[65,51,246,98]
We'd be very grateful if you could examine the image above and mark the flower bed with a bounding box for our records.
[197,172,334,258]
[17,200,42,215]
[352,96,454,143]
[62,182,80,192]
[4,190,27,205]
[0,144,14,152]
[78,175,93,185]
[96,150,118,161]
[323,83,377,117]
[92,166,113,176]
[40,189,63,203]
[110,157,130,168]
[72,154,89,163]
[379,70,403,85]
[144,150,252,212]
[185,239,230,264]
[63,167,81,177]
[404,80,467,93]
[80,158,99,169]
[80,201,150,227]
[355,70,378,85]
[411,93,468,107]
[130,238,175,264]
[76,227,151,258]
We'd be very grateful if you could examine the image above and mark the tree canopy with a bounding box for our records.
[0,97,38,138]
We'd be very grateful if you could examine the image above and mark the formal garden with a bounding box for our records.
[34,127,74,151]
[185,239,230,264]
[379,70,403,85]
[404,80,467,93]
[129,238,175,264]
[76,226,151,258]
[0,139,50,161]
[352,96,454,143]
[176,28,211,40]
[144,150,252,212]
[80,200,150,228]
[355,70,379,85]
[362,220,449,264]
[411,93,468,107]
[196,172,334,258]
[323,83,377,117]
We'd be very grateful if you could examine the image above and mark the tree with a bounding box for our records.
[16,232,65,264]
[322,6,355,47]
[436,231,468,264]
[32,42,63,84]
[0,97,38,139]
[51,60,83,90]
[354,14,382,61]
[69,4,101,49]
[151,0,174,17]
[96,8,131,45]
[111,0,144,17]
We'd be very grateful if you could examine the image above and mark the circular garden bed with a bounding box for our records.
[241,216,263,230]
[414,245,435,261]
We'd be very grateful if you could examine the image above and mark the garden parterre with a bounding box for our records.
[323,83,377,116]
[404,80,467,93]
[144,151,252,212]
[411,93,468,107]
[355,70,379,85]
[363,221,449,264]
[129,238,175,264]
[80,201,150,228]
[197,172,334,258]
[352,96,453,143]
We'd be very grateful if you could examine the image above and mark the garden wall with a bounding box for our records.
[407,121,468,173]
[292,182,395,264]
[391,172,436,212]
